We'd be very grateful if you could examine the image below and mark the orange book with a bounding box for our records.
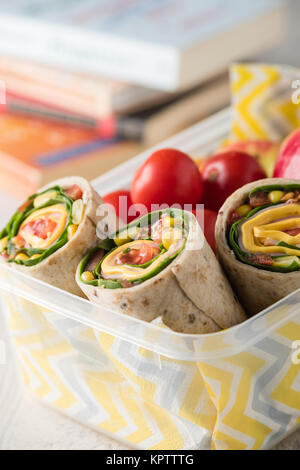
[0,113,142,200]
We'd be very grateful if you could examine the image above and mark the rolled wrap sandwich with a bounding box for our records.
[0,176,110,296]
[76,209,246,334]
[216,178,300,316]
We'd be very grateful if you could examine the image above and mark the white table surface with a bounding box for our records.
[1,0,300,450]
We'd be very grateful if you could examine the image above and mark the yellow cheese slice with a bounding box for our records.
[101,240,163,281]
[254,218,300,244]
[19,204,67,249]
[242,203,300,256]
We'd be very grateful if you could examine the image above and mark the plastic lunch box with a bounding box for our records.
[1,108,300,451]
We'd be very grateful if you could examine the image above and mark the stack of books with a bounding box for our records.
[0,0,286,199]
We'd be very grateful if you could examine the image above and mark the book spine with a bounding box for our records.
[0,14,179,91]
[116,116,144,142]
[2,94,118,139]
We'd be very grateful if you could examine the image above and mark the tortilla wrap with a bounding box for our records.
[216,178,300,317]
[76,209,246,334]
[0,176,112,296]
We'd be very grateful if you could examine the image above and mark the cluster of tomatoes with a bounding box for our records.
[103,148,266,253]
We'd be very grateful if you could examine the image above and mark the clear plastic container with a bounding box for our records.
[1,108,300,450]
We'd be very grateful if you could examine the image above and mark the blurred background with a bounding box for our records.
[0,0,298,216]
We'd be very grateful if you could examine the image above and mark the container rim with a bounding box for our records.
[1,260,300,362]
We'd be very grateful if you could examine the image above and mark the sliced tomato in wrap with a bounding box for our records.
[0,184,84,266]
[78,210,187,289]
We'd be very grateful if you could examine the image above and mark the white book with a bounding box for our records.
[0,0,286,91]
[0,55,172,117]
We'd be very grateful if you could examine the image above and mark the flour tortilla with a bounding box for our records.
[77,210,246,333]
[10,176,111,296]
[215,178,300,317]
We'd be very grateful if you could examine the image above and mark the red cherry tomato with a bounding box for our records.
[21,218,57,240]
[103,189,143,224]
[131,149,203,212]
[202,151,266,212]
[193,208,218,253]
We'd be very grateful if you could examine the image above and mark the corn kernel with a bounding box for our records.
[162,228,183,250]
[162,215,174,228]
[0,236,8,253]
[128,226,141,239]
[81,271,95,282]
[15,253,29,262]
[236,205,252,217]
[68,224,78,240]
[114,231,132,247]
[30,254,41,260]
[162,216,182,229]
[268,190,285,204]
[72,199,84,225]
[33,190,57,208]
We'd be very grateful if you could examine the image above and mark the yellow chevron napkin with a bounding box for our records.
[3,291,300,451]
[230,63,300,142]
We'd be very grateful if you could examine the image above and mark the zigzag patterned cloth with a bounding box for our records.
[230,63,300,142]
[2,292,300,450]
